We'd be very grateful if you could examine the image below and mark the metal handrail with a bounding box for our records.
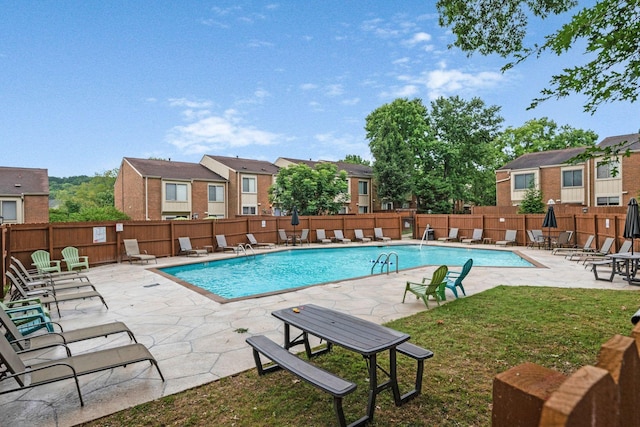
[371,252,399,275]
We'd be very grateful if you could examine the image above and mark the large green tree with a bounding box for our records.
[437,0,640,163]
[365,98,428,208]
[418,96,504,211]
[494,117,598,162]
[268,163,349,216]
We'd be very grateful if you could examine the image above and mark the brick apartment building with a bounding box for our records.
[496,133,640,207]
[0,166,49,224]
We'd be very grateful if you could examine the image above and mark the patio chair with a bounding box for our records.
[583,240,631,268]
[9,264,96,295]
[333,230,351,244]
[354,229,371,243]
[123,239,157,264]
[278,229,293,246]
[526,230,545,249]
[444,258,473,298]
[215,235,238,252]
[374,227,391,242]
[11,256,89,283]
[567,237,615,262]
[7,271,108,317]
[178,237,208,256]
[0,307,135,355]
[495,230,517,246]
[295,228,310,245]
[402,265,448,309]
[0,332,164,407]
[316,229,332,244]
[554,234,594,256]
[31,250,62,274]
[61,246,89,271]
[1,299,53,335]
[461,229,483,244]
[438,228,459,242]
[549,231,573,250]
[246,233,275,249]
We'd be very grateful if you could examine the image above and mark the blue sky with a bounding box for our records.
[1,1,637,177]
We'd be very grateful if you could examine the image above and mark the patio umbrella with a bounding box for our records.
[291,206,300,246]
[623,198,640,254]
[542,204,557,249]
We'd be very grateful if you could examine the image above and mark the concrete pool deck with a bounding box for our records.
[2,240,638,426]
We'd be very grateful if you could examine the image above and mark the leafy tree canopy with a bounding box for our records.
[342,154,371,166]
[518,185,546,214]
[268,163,350,216]
[494,117,598,162]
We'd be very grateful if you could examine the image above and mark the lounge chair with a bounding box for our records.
[11,256,89,283]
[402,265,448,309]
[549,231,573,250]
[123,239,157,264]
[583,240,631,268]
[295,228,310,245]
[246,233,275,249]
[438,228,459,242]
[495,230,517,246]
[553,235,594,256]
[9,264,96,297]
[0,307,135,355]
[354,229,371,243]
[215,235,238,252]
[316,229,332,244]
[178,237,208,256]
[7,271,108,317]
[526,230,545,249]
[30,250,62,274]
[461,229,483,244]
[444,258,473,298]
[374,227,391,242]
[567,237,615,262]
[0,332,164,407]
[333,230,351,244]
[278,229,293,246]
[61,246,89,271]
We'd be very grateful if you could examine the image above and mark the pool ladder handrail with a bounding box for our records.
[420,224,431,248]
[236,243,256,258]
[371,252,399,275]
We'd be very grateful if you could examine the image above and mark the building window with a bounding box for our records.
[358,206,368,214]
[382,202,393,211]
[208,185,224,202]
[242,177,256,193]
[358,180,368,195]
[166,183,188,201]
[596,161,619,179]
[596,196,620,206]
[514,173,535,190]
[562,170,583,187]
[0,200,17,221]
[242,205,257,215]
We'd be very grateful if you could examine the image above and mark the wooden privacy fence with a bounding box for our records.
[0,213,403,295]
[493,322,640,426]
[414,213,639,253]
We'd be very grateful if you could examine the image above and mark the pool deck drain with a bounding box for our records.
[1,240,636,426]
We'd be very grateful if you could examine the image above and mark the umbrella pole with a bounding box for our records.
[293,225,296,246]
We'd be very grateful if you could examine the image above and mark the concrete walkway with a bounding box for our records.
[1,241,637,426]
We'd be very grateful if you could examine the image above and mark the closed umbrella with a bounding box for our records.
[291,206,300,246]
[623,198,640,254]
[542,203,557,250]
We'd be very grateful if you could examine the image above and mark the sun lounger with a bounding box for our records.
[333,230,351,243]
[374,227,391,242]
[0,332,164,407]
[438,228,459,242]
[354,229,371,243]
[216,235,238,252]
[461,229,483,244]
[123,239,157,264]
[246,233,275,249]
[495,230,517,246]
[316,229,332,244]
[178,237,208,256]
[553,234,594,256]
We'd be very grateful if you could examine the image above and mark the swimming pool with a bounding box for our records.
[159,244,533,301]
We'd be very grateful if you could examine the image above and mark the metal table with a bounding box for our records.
[272,304,410,425]
[606,252,640,284]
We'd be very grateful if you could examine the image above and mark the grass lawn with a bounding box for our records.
[82,286,639,426]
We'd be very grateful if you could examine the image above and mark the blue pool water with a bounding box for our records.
[160,244,533,300]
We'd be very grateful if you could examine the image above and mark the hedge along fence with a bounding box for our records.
[0,213,404,294]
[492,323,640,426]
[414,212,637,253]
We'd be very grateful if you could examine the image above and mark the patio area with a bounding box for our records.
[1,240,637,427]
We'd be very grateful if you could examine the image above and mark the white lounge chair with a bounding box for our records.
[178,237,208,256]
[374,228,391,242]
[495,230,517,246]
[354,229,371,243]
[123,239,157,264]
[215,235,237,252]
[333,230,351,243]
[438,228,459,242]
[461,229,483,244]
[316,229,332,244]
[246,233,275,249]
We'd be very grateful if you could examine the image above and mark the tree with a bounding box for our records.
[437,0,640,163]
[342,154,371,166]
[365,98,428,208]
[268,163,350,216]
[518,185,546,214]
[416,96,504,211]
[493,117,598,162]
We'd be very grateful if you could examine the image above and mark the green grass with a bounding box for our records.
[82,286,639,426]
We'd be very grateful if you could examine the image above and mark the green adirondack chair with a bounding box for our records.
[30,250,61,273]
[61,246,89,271]
[402,265,448,309]
[445,258,473,298]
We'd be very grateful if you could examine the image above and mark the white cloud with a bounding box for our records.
[168,98,213,109]
[166,101,282,154]
[405,32,431,45]
[325,84,344,97]
[341,98,360,106]
[300,83,318,91]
